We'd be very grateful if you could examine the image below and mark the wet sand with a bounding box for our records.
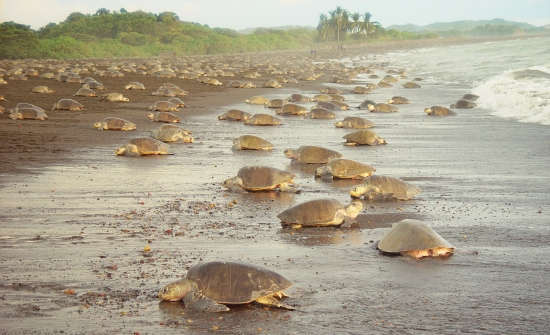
[1,39,550,334]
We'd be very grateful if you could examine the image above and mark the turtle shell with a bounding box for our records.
[267,99,285,108]
[337,117,374,129]
[293,146,342,164]
[277,199,344,226]
[343,130,384,145]
[278,103,307,116]
[245,114,281,126]
[103,117,131,130]
[378,220,454,253]
[186,261,292,304]
[152,124,190,142]
[238,166,294,191]
[55,98,83,110]
[235,135,273,150]
[327,159,375,179]
[219,109,250,121]
[150,101,178,112]
[371,103,398,113]
[362,175,420,200]
[129,138,169,155]
[309,108,335,119]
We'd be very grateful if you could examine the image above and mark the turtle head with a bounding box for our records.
[334,121,344,128]
[93,121,103,129]
[146,112,155,120]
[284,148,296,159]
[122,97,130,102]
[242,112,251,121]
[159,279,197,302]
[8,111,22,120]
[345,200,363,218]
[314,165,331,178]
[377,137,387,145]
[387,99,394,104]
[350,182,373,199]
[231,138,242,150]
[424,107,432,115]
[223,176,243,190]
[115,145,127,156]
[367,104,375,112]
[182,135,194,143]
[115,144,139,156]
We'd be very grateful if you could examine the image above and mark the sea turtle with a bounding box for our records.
[266,99,286,109]
[352,86,371,94]
[264,79,282,88]
[312,94,332,102]
[403,82,421,89]
[158,261,293,312]
[358,100,376,110]
[115,137,171,156]
[124,82,145,90]
[244,114,281,126]
[388,96,410,104]
[101,93,129,102]
[350,175,421,200]
[382,75,398,83]
[277,103,308,116]
[149,101,180,112]
[329,94,345,102]
[320,87,341,94]
[330,101,349,111]
[368,103,398,113]
[308,108,335,119]
[218,109,251,121]
[343,130,386,146]
[284,146,342,164]
[74,87,97,97]
[289,94,311,103]
[245,96,269,105]
[462,93,479,101]
[202,78,223,86]
[278,199,363,228]
[151,124,193,143]
[223,166,296,192]
[315,101,339,111]
[315,158,375,179]
[94,117,136,131]
[147,111,180,123]
[424,106,455,116]
[8,106,48,120]
[377,80,393,88]
[377,220,455,259]
[51,98,84,111]
[335,117,374,129]
[82,81,105,90]
[232,135,273,150]
[450,100,476,109]
[31,86,54,94]
[168,97,185,108]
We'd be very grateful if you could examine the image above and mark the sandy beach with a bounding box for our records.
[0,36,549,334]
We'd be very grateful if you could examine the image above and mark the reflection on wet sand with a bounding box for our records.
[280,226,365,246]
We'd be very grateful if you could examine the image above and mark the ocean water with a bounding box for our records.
[356,36,550,125]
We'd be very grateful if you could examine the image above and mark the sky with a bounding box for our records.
[1,0,550,30]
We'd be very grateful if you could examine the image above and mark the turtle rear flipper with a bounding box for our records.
[184,290,229,312]
[255,295,295,310]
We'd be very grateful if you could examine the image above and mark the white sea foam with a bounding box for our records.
[472,66,550,126]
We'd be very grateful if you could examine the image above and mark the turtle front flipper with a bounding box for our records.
[279,182,299,193]
[184,290,229,312]
[255,294,295,310]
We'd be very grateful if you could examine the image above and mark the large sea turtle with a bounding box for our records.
[289,94,311,103]
[8,105,48,120]
[147,111,180,123]
[266,99,286,109]
[232,135,273,150]
[149,101,180,112]
[388,96,410,104]
[424,106,455,116]
[124,82,145,90]
[244,114,281,126]
[151,124,193,143]
[94,117,136,131]
[368,103,398,113]
[315,159,375,179]
[115,137,171,156]
[358,100,376,110]
[335,117,374,129]
[51,98,84,111]
[101,92,129,102]
[343,130,386,146]
[223,166,296,192]
[277,103,308,116]
[158,261,293,311]
[462,93,479,101]
[74,87,96,97]
[284,146,341,164]
[218,109,251,121]
[31,86,54,94]
[403,82,421,89]
[377,220,455,259]
[350,175,420,200]
[278,199,363,228]
[450,100,476,109]
[245,96,269,105]
[308,108,335,119]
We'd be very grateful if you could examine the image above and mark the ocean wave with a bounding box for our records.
[472,66,550,126]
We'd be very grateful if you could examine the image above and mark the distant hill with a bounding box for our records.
[389,18,539,33]
[238,25,315,34]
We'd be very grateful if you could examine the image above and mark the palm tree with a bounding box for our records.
[329,6,348,50]
[317,13,329,41]
[351,12,361,36]
[362,12,372,40]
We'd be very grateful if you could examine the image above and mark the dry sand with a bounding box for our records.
[0,38,549,334]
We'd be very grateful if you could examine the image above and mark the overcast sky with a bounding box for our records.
[1,0,550,30]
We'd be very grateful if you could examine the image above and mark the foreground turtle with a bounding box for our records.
[147,111,180,123]
[151,124,193,143]
[101,92,129,102]
[377,220,455,259]
[51,98,84,111]
[149,101,179,112]
[8,106,48,120]
[223,166,296,192]
[31,86,54,94]
[388,96,410,104]
[424,106,455,116]
[335,117,374,129]
[115,137,171,156]
[368,103,398,113]
[244,114,281,126]
[343,130,386,146]
[350,175,420,200]
[124,81,145,90]
[284,146,341,164]
[245,96,269,105]
[233,135,273,150]
[94,117,136,131]
[278,199,363,228]
[158,261,293,311]
[315,159,375,179]
[218,109,251,121]
[451,100,476,109]
[277,103,308,116]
